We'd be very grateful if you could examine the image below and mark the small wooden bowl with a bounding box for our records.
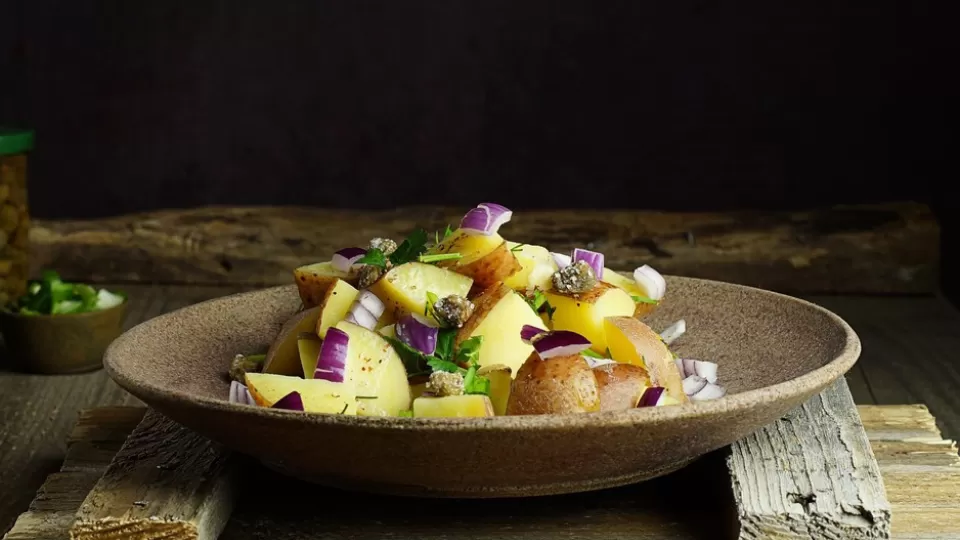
[0,299,128,374]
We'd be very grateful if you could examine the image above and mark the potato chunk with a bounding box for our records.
[429,230,521,289]
[602,269,660,318]
[593,362,651,411]
[477,363,512,415]
[263,306,321,376]
[244,372,357,414]
[413,395,495,417]
[506,353,601,415]
[334,320,413,416]
[503,242,558,291]
[315,278,360,338]
[455,284,548,375]
[368,262,473,321]
[604,316,688,404]
[294,262,358,308]
[544,282,635,354]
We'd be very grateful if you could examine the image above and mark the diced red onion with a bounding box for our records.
[315,327,349,382]
[682,375,708,396]
[676,358,719,384]
[229,380,254,406]
[331,247,367,272]
[460,203,513,236]
[346,303,378,331]
[572,248,604,280]
[584,357,617,368]
[356,290,385,318]
[690,382,726,401]
[520,324,546,344]
[637,387,666,407]
[396,313,439,355]
[551,252,572,269]
[272,391,304,411]
[532,330,593,359]
[660,319,686,345]
[633,264,666,301]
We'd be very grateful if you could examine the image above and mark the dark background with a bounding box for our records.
[0,0,956,255]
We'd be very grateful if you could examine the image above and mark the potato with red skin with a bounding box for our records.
[262,306,321,376]
[429,230,522,290]
[604,316,689,404]
[505,353,601,415]
[593,363,651,411]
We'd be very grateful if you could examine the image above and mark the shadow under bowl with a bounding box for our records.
[0,300,127,374]
[103,276,860,498]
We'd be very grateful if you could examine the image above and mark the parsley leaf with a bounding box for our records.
[455,335,484,365]
[631,294,658,305]
[383,336,433,378]
[523,290,555,321]
[542,301,557,322]
[425,290,441,319]
[435,328,457,361]
[510,243,526,253]
[389,228,429,265]
[463,364,491,395]
[443,225,454,240]
[355,248,388,269]
[427,357,462,373]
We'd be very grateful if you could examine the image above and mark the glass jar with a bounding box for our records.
[0,128,33,307]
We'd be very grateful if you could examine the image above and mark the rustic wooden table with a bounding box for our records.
[1,203,956,538]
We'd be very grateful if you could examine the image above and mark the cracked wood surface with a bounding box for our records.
[28,202,938,294]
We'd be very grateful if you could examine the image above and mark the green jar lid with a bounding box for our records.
[0,128,35,156]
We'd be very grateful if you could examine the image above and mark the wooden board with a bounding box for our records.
[728,378,890,539]
[6,401,959,540]
[69,410,237,540]
[28,202,939,294]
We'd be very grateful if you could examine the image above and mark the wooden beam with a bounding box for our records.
[69,410,237,540]
[727,378,892,539]
[2,408,145,540]
[29,202,939,294]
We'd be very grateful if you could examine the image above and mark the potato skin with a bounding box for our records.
[506,353,601,415]
[294,263,359,308]
[605,316,689,404]
[441,241,521,291]
[593,363,651,411]
[455,283,513,346]
[263,306,321,376]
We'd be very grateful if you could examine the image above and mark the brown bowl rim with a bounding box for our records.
[104,276,861,432]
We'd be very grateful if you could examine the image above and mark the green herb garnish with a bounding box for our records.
[356,395,379,400]
[398,409,414,417]
[384,336,434,378]
[419,252,463,264]
[455,335,483,365]
[427,357,462,373]
[510,243,527,253]
[543,301,556,322]
[463,363,491,395]
[355,248,388,269]
[7,270,126,315]
[631,294,658,305]
[581,349,605,359]
[389,228,429,266]
[435,328,457,360]
[523,289,555,321]
[425,290,441,320]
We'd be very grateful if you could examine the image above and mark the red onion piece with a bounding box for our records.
[346,303,378,331]
[520,324,546,344]
[533,330,593,359]
[551,252,572,269]
[637,386,666,407]
[660,319,686,345]
[272,391,304,411]
[694,361,719,384]
[356,290,385,319]
[682,375,708,396]
[690,382,726,401]
[229,380,254,406]
[478,203,512,232]
[331,247,367,272]
[315,327,349,382]
[572,248,604,280]
[633,264,666,301]
[396,313,439,356]
[460,206,492,235]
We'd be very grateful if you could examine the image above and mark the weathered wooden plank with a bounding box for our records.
[1,408,145,540]
[70,410,237,540]
[728,378,892,539]
[29,202,939,294]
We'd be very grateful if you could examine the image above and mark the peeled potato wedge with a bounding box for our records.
[294,262,359,308]
[413,395,496,417]
[505,353,601,415]
[477,363,512,415]
[503,241,557,291]
[263,306,321,376]
[604,316,688,404]
[602,269,660,318]
[430,230,521,290]
[368,262,473,321]
[245,372,358,414]
[456,284,548,375]
[593,362,651,411]
[315,278,360,338]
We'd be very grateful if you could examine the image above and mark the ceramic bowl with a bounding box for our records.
[103,276,860,498]
[0,299,127,374]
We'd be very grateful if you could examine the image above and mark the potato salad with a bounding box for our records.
[227,203,726,417]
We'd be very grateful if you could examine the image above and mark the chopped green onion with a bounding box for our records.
[419,252,463,264]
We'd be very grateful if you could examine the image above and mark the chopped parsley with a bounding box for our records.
[510,243,526,253]
[355,248,388,269]
[385,329,489,395]
[424,290,441,320]
[419,252,463,264]
[7,270,126,315]
[523,289,557,322]
[455,335,483,365]
[581,349,605,359]
[427,357,461,373]
[631,294,658,305]
[355,228,430,270]
[356,395,379,400]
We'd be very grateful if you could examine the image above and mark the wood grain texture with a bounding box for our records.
[1,408,145,540]
[69,410,236,540]
[29,203,938,294]
[0,285,246,537]
[728,378,891,539]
